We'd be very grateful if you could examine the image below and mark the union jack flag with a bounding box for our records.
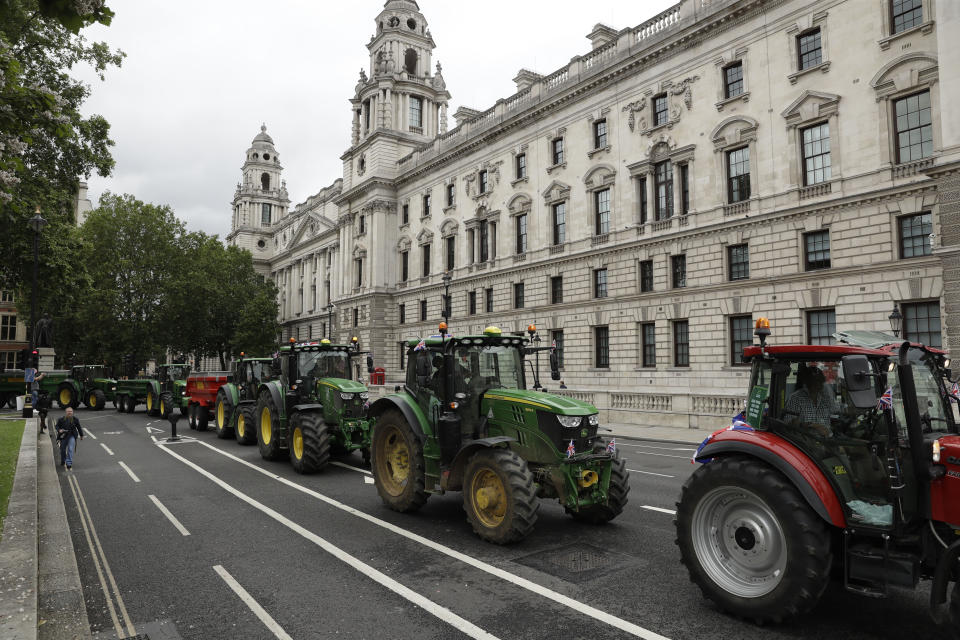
[877,387,893,411]
[606,439,616,453]
[414,339,426,352]
[566,439,576,458]
[952,381,960,403]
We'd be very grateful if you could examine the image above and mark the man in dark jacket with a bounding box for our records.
[55,407,84,470]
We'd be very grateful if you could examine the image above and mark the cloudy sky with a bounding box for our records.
[76,0,675,239]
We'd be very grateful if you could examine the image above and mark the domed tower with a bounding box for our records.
[227,125,290,275]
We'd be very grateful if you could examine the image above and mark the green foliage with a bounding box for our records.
[0,420,26,541]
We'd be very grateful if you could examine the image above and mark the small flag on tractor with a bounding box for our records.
[952,381,960,403]
[877,387,893,411]
[414,339,426,352]
[606,439,616,454]
[566,439,575,458]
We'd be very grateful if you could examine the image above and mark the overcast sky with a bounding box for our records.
[76,0,676,239]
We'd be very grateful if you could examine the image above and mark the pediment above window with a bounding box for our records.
[583,164,616,190]
[507,193,532,215]
[352,244,367,259]
[711,115,759,151]
[781,90,841,128]
[397,235,412,251]
[416,228,434,244]
[541,180,571,204]
[870,52,937,100]
[440,218,459,236]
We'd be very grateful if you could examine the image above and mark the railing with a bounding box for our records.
[652,219,673,232]
[549,244,565,255]
[582,42,617,71]
[723,201,750,216]
[692,394,745,417]
[799,182,832,199]
[610,393,673,412]
[556,390,596,405]
[635,4,681,44]
[591,233,610,246]
[505,88,532,112]
[893,157,934,179]
[543,68,569,91]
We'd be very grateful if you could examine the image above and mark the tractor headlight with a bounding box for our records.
[359,392,369,400]
[340,392,355,400]
[111,386,117,391]
[588,414,599,426]
[557,415,582,428]
[933,439,941,463]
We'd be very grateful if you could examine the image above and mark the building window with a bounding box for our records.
[399,342,407,370]
[0,291,13,303]
[0,315,16,341]
[891,0,923,34]
[894,91,933,163]
[595,326,610,368]
[728,244,749,281]
[654,161,673,220]
[359,215,366,234]
[653,94,668,127]
[899,212,933,258]
[445,236,455,271]
[730,315,752,365]
[551,330,565,368]
[409,95,423,129]
[807,309,836,346]
[479,170,489,194]
[422,194,431,217]
[468,291,477,315]
[638,177,648,224]
[363,99,371,131]
[552,138,564,165]
[355,258,363,288]
[353,308,359,327]
[801,122,831,186]
[261,203,272,226]
[514,283,524,309]
[422,243,431,276]
[399,303,405,325]
[724,61,744,99]
[420,299,427,322]
[552,202,566,245]
[551,276,563,304]
[442,294,451,319]
[515,214,528,254]
[594,268,608,299]
[727,147,750,203]
[797,28,822,71]
[680,164,690,215]
[446,183,455,207]
[402,204,410,225]
[479,220,489,262]
[671,254,686,289]
[641,323,657,368]
[515,153,527,180]
[594,119,607,149]
[401,251,409,282]
[804,230,831,270]
[595,188,611,235]
[674,320,690,367]
[903,301,941,347]
[485,287,494,313]
[640,260,654,293]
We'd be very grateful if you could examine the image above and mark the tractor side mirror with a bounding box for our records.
[366,354,374,374]
[842,355,879,409]
[416,354,431,387]
[549,350,561,381]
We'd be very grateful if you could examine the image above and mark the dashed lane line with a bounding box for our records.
[149,495,191,536]
[117,461,140,483]
[641,505,677,515]
[214,565,294,640]
[84,430,97,440]
[627,451,691,460]
[626,468,676,478]
[331,461,372,476]
[100,443,114,456]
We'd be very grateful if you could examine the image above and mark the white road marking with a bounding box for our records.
[149,495,191,536]
[363,476,375,485]
[641,505,677,515]
[150,435,157,443]
[628,450,691,459]
[157,443,500,640]
[214,565,294,640]
[146,426,166,434]
[100,443,115,456]
[331,460,372,476]
[184,440,671,640]
[626,468,676,478]
[117,461,140,483]
[618,443,696,452]
[102,431,123,435]
[84,430,97,440]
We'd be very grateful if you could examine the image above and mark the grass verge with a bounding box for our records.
[0,419,26,542]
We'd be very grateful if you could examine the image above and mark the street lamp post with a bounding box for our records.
[441,271,452,325]
[888,304,903,338]
[28,207,47,354]
[326,302,335,340]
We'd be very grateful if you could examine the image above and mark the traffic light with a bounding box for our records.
[30,349,38,369]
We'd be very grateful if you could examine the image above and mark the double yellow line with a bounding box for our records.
[66,474,137,639]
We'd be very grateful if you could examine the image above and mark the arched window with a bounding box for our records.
[405,48,417,76]
[261,173,270,191]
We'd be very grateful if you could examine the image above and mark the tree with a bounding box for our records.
[0,0,123,333]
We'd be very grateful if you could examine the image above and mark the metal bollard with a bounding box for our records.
[167,411,182,442]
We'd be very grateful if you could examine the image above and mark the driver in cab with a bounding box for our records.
[784,365,839,437]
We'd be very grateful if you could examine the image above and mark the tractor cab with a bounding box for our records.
[73,365,105,383]
[235,356,274,388]
[281,340,369,422]
[156,363,190,383]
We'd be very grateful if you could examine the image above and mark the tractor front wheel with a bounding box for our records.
[256,392,284,460]
[289,411,330,474]
[371,410,428,512]
[235,404,257,445]
[57,385,75,410]
[159,393,173,419]
[187,403,197,429]
[567,453,630,524]
[87,389,106,411]
[196,405,209,431]
[215,390,235,439]
[675,455,832,624]
[116,395,126,413]
[146,390,160,416]
[463,448,539,544]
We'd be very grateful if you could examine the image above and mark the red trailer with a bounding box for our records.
[185,371,230,431]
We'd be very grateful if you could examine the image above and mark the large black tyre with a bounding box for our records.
[256,391,284,460]
[371,410,428,512]
[567,453,630,524]
[57,384,75,410]
[289,411,331,474]
[235,404,257,445]
[4,395,15,409]
[125,396,136,413]
[949,581,960,640]
[675,456,832,624]
[214,389,235,439]
[146,389,160,416]
[115,395,126,413]
[86,389,106,411]
[159,392,173,419]
[196,404,209,432]
[187,403,197,430]
[462,448,539,544]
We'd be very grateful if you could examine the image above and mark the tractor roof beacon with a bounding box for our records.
[367,324,630,544]
[676,318,960,635]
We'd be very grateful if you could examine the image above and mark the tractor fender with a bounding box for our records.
[259,381,285,421]
[368,395,426,443]
[697,436,847,528]
[930,537,960,620]
[147,380,160,398]
[293,403,323,414]
[223,383,240,406]
[442,436,516,492]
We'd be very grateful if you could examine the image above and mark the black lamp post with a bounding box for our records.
[888,304,903,338]
[441,271,452,325]
[28,207,47,354]
[326,302,335,340]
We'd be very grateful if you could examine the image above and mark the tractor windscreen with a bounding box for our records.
[454,344,524,391]
[87,366,105,379]
[167,366,188,380]
[298,350,350,380]
[891,357,952,435]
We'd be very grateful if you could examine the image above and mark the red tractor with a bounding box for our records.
[676,319,960,637]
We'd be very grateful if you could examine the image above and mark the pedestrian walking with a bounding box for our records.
[25,365,45,410]
[55,407,84,470]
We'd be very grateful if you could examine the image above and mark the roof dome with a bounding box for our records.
[253,124,274,146]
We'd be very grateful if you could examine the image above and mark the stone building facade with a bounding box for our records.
[226,0,960,428]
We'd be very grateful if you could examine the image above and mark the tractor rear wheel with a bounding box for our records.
[235,404,257,445]
[256,392,284,460]
[675,455,832,624]
[215,389,235,439]
[57,384,75,409]
[116,395,126,413]
[289,411,330,474]
[463,448,539,544]
[949,581,960,640]
[567,453,630,524]
[146,390,160,416]
[371,410,428,512]
[159,393,173,419]
[187,403,197,429]
[86,389,106,410]
[196,405,209,431]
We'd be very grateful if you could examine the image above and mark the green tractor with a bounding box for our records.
[254,339,373,473]
[57,365,118,410]
[155,363,191,419]
[368,325,630,544]
[210,354,275,442]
